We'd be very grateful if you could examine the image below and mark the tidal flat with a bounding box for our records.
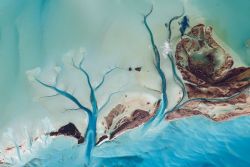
[0,0,250,166]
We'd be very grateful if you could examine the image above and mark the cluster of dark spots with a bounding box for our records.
[128,66,142,72]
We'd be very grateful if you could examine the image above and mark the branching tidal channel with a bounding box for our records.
[27,6,246,166]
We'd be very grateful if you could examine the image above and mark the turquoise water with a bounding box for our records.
[96,116,250,167]
[21,116,250,166]
[1,0,250,166]
[0,0,183,131]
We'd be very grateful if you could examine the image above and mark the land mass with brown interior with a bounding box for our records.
[97,100,161,144]
[168,23,250,121]
[2,24,250,164]
[49,122,84,144]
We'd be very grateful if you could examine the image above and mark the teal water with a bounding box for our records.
[0,0,183,131]
[1,0,250,166]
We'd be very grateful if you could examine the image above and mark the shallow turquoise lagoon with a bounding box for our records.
[0,0,250,166]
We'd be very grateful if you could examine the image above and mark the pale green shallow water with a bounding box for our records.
[0,0,250,166]
[0,0,183,130]
[189,0,250,65]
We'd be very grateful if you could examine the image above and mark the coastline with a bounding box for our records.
[167,12,250,123]
[0,92,160,165]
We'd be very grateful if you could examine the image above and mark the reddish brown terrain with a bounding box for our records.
[166,93,250,122]
[49,122,84,144]
[97,100,161,144]
[2,25,250,164]
[167,24,250,122]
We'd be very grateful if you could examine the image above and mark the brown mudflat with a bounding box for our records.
[168,24,250,122]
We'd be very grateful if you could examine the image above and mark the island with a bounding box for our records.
[166,24,250,122]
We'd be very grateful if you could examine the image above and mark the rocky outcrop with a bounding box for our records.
[49,122,84,144]
[128,66,142,72]
[134,67,142,72]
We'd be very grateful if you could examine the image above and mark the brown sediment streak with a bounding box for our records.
[110,109,151,139]
[1,123,84,163]
[212,109,250,122]
[2,137,38,156]
[99,100,161,142]
[166,90,250,122]
[5,144,24,152]
[166,109,206,121]
[104,104,126,130]
[5,146,15,151]
[166,108,250,122]
[112,100,160,138]
[186,81,250,98]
